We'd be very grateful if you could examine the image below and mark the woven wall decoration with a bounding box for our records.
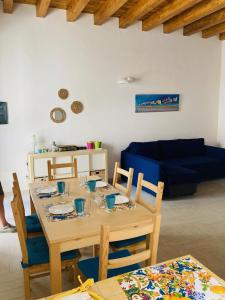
[71,101,84,114]
[58,88,69,100]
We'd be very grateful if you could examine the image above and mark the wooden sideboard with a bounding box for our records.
[27,149,108,182]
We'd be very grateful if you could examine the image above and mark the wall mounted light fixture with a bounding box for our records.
[118,76,136,84]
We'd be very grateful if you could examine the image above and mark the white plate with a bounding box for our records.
[96,181,107,188]
[60,292,92,300]
[49,204,74,215]
[37,186,57,194]
[115,195,129,205]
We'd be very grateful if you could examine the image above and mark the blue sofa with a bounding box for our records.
[121,138,225,198]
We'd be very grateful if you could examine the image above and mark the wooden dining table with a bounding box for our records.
[40,255,225,300]
[29,176,156,295]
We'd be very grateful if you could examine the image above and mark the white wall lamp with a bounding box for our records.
[118,76,136,84]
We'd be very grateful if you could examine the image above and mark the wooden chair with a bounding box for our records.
[47,158,78,181]
[11,191,80,300]
[12,173,43,237]
[93,162,134,258]
[112,162,134,197]
[111,173,164,254]
[78,219,157,282]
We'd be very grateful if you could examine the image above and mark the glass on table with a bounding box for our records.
[105,194,116,211]
[86,180,96,193]
[79,176,87,188]
[57,181,65,194]
[85,194,95,216]
[57,181,70,197]
[74,198,85,217]
[94,190,105,208]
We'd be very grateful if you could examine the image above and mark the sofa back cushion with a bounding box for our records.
[159,138,205,160]
[128,141,160,160]
[179,138,205,157]
[159,139,181,160]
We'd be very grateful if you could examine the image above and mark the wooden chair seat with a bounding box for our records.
[25,214,42,234]
[78,249,140,282]
[22,236,80,268]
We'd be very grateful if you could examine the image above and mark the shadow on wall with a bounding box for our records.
[104,143,119,182]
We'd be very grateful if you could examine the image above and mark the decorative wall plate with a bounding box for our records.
[71,101,84,114]
[58,88,69,100]
[50,107,66,123]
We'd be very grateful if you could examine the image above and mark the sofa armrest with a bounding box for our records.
[205,145,225,160]
[121,151,162,186]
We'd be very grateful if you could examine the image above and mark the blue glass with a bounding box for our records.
[74,198,85,216]
[105,195,116,210]
[57,181,65,194]
[86,180,96,192]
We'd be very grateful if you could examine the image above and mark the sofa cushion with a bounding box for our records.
[159,138,205,160]
[159,139,181,160]
[165,155,224,180]
[179,138,205,157]
[162,163,200,185]
[128,141,160,160]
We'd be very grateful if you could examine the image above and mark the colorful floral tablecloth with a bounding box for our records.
[118,256,225,300]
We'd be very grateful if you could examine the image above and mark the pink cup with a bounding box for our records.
[86,142,94,149]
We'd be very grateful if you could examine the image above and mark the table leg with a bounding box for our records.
[50,243,62,294]
[29,194,36,214]
[150,214,161,265]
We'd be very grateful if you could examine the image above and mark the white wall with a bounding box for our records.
[218,42,225,146]
[0,4,222,191]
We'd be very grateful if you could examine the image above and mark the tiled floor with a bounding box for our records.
[1,180,225,299]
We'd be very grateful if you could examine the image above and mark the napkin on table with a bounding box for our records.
[59,291,92,300]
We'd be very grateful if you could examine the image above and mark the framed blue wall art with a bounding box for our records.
[0,102,8,124]
[135,94,180,113]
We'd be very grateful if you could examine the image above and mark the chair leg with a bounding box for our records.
[68,265,75,282]
[23,269,31,300]
[93,245,99,257]
[74,265,86,287]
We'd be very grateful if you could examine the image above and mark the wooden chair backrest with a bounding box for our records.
[47,158,78,181]
[12,172,25,216]
[11,189,29,264]
[12,176,27,234]
[112,162,134,197]
[135,173,164,214]
[99,220,154,280]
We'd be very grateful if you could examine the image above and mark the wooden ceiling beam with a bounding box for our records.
[119,0,165,29]
[3,0,13,13]
[94,0,129,25]
[219,31,225,39]
[143,0,201,31]
[67,0,90,22]
[202,20,225,38]
[184,8,225,35]
[36,0,51,17]
[164,0,225,34]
